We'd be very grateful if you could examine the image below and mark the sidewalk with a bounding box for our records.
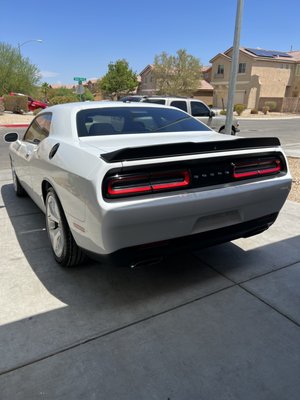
[0,112,34,127]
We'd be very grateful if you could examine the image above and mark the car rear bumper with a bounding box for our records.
[72,174,291,257]
[86,212,278,267]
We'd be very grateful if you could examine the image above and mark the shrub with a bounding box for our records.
[49,95,78,105]
[250,108,258,114]
[220,109,227,115]
[3,95,28,113]
[234,103,246,116]
[33,107,43,115]
[264,101,276,112]
[0,98,4,114]
[262,106,270,115]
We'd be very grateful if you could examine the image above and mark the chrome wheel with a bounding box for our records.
[45,187,85,267]
[46,192,64,258]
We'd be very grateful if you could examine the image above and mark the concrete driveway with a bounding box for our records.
[1,165,300,399]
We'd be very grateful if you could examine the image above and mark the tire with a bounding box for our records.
[45,187,85,267]
[11,165,26,197]
[219,127,236,135]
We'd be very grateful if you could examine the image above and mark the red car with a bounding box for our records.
[9,92,47,112]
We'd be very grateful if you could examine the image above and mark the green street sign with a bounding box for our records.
[73,77,86,82]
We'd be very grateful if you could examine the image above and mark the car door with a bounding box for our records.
[11,122,38,194]
[27,113,52,207]
[17,114,52,202]
[190,100,213,127]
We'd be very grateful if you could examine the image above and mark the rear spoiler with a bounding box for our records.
[100,137,281,163]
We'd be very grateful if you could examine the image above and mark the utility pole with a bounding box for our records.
[225,0,244,135]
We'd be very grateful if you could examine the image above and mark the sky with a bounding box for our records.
[1,0,300,85]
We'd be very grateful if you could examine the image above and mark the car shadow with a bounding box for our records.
[1,182,230,310]
[1,181,300,374]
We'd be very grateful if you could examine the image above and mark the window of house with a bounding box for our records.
[296,64,300,76]
[217,64,224,75]
[238,63,246,74]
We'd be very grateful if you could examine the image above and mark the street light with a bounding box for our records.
[18,39,43,52]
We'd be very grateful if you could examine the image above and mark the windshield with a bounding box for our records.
[76,107,211,137]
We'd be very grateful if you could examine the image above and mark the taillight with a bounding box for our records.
[233,158,282,179]
[105,169,191,198]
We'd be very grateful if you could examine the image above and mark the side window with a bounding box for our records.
[191,101,210,117]
[144,99,166,105]
[170,101,188,112]
[23,113,52,143]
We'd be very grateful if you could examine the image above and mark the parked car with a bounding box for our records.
[4,102,291,268]
[120,95,147,102]
[9,92,47,112]
[141,96,239,135]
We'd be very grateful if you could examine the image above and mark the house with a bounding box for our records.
[137,64,214,104]
[210,47,300,112]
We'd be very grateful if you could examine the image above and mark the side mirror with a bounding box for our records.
[209,110,215,118]
[4,132,19,142]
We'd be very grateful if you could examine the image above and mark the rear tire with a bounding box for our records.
[219,127,236,135]
[45,187,85,267]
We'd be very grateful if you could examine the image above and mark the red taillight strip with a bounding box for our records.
[233,159,281,179]
[106,170,191,197]
[107,176,151,196]
[151,170,190,190]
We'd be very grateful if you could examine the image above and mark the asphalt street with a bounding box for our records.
[238,117,300,157]
[0,119,300,399]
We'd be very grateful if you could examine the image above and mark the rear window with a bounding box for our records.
[143,99,166,105]
[77,107,211,137]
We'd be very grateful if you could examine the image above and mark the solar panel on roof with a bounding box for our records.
[246,48,292,58]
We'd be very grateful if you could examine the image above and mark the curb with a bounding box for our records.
[0,123,29,128]
[238,116,300,121]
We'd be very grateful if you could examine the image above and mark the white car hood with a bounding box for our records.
[79,131,236,154]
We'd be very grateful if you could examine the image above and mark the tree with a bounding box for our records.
[153,49,202,96]
[100,59,138,100]
[0,42,40,96]
[41,82,50,101]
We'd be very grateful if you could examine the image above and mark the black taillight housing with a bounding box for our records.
[232,157,282,179]
[102,153,286,200]
[104,169,191,198]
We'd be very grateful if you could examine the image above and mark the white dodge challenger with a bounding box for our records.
[5,102,292,267]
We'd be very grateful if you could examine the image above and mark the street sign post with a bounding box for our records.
[74,77,86,83]
[74,77,87,101]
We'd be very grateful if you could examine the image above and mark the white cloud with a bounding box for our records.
[40,70,60,78]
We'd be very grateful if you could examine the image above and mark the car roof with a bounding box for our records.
[43,100,181,114]
[38,101,193,141]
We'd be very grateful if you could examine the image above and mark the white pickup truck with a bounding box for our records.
[141,96,240,135]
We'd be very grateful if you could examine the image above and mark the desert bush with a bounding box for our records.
[250,108,258,114]
[220,109,227,115]
[49,95,78,105]
[264,101,277,112]
[234,103,246,116]
[33,107,43,115]
[3,95,28,113]
[262,106,270,115]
